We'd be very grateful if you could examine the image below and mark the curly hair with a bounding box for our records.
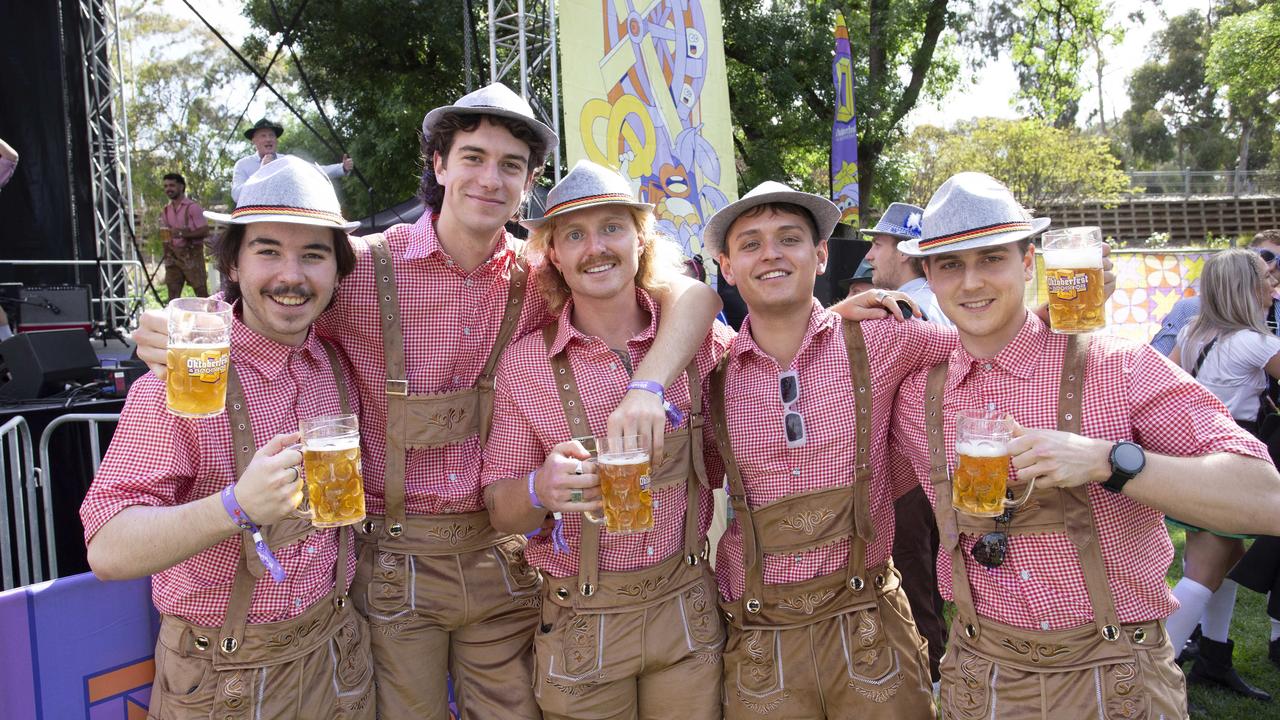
[417,113,549,215]
[524,207,685,315]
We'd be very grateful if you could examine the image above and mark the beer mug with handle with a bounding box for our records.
[299,414,366,528]
[166,297,232,418]
[952,410,1034,517]
[1042,226,1106,334]
[594,434,654,534]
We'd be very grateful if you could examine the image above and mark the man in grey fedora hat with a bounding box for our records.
[703,180,948,719]
[84,155,373,718]
[480,158,734,719]
[862,201,951,327]
[232,117,354,203]
[890,171,1280,718]
[136,81,725,717]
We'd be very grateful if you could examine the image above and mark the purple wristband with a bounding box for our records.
[220,485,286,583]
[626,380,685,429]
[528,470,545,509]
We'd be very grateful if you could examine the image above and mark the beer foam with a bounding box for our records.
[600,452,648,464]
[305,436,360,452]
[957,440,1007,457]
[1043,247,1102,269]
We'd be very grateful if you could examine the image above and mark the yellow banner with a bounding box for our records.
[559,0,738,271]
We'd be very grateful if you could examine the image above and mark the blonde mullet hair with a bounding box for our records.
[526,206,686,314]
[1180,248,1271,372]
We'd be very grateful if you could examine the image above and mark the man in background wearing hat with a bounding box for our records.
[82,156,373,719]
[232,118,354,204]
[863,201,950,327]
[890,171,1280,718]
[705,181,953,719]
[140,83,726,717]
[481,159,733,719]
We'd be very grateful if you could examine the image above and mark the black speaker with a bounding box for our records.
[17,285,93,332]
[0,329,98,399]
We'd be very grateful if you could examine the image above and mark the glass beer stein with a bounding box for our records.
[1042,227,1106,334]
[166,297,232,418]
[952,409,1035,517]
[299,414,366,528]
[593,434,654,534]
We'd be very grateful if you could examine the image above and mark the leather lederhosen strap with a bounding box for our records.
[542,324,709,612]
[366,236,528,537]
[925,334,1139,666]
[197,339,354,667]
[710,320,882,631]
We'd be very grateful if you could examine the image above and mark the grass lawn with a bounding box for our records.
[1168,528,1280,719]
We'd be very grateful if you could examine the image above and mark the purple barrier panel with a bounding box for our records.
[24,573,157,719]
[0,585,38,719]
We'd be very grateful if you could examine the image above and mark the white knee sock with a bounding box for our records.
[1168,578,1215,651]
[1201,579,1237,642]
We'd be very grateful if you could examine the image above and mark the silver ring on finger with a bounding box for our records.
[569,488,584,503]
[573,459,584,475]
[875,290,888,302]
[290,465,301,482]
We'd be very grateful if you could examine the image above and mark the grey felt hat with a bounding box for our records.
[860,202,924,240]
[520,160,652,230]
[205,155,359,232]
[702,181,841,255]
[244,118,284,140]
[422,82,558,160]
[899,172,1050,257]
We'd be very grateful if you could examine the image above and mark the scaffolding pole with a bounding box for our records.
[488,0,562,180]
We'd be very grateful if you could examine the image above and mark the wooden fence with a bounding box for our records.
[1042,196,1280,245]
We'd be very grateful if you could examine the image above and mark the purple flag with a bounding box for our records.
[831,11,860,226]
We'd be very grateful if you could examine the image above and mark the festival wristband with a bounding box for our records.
[626,380,685,428]
[528,470,545,509]
[220,485,287,583]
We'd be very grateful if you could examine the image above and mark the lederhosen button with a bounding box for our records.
[555,587,570,600]
[964,624,977,639]
[1133,628,1147,644]
[220,637,239,654]
[361,520,375,535]
[334,595,348,610]
[194,635,210,651]
[849,576,865,592]
[580,582,595,597]
[1102,624,1120,641]
[388,522,403,538]
[745,598,762,614]
[686,553,699,566]
[874,574,886,589]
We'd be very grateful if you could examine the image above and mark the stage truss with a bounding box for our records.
[79,0,141,334]
[488,0,562,181]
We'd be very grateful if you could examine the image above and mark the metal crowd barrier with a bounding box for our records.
[0,417,36,591]
[32,413,121,584]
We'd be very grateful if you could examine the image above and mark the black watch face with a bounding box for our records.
[1113,442,1144,474]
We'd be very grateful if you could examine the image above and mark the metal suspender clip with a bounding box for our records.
[385,379,408,396]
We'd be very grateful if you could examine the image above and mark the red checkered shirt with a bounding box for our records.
[482,290,733,577]
[81,314,361,627]
[714,300,957,601]
[891,311,1270,630]
[317,213,550,515]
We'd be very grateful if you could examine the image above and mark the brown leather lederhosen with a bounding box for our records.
[150,341,373,720]
[926,334,1187,719]
[541,323,714,610]
[362,236,527,549]
[711,320,882,630]
[710,320,935,719]
[534,325,724,718]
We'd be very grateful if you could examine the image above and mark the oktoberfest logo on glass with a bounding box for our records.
[165,297,232,418]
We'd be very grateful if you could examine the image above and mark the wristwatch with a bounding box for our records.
[1103,441,1145,494]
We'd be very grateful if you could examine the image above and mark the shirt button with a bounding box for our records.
[646,547,654,556]
[449,473,458,482]
[791,468,801,476]
[462,327,470,336]
[464,278,473,287]
[453,375,462,385]
[987,402,997,411]
[295,599,302,608]
[982,362,993,371]
[1040,621,1051,631]
[1019,570,1030,580]
[610,362,617,371]
[307,546,316,555]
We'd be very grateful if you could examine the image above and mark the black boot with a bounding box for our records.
[1178,624,1203,665]
[1270,638,1280,672]
[1189,636,1273,701]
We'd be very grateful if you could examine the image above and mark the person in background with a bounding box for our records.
[160,172,211,299]
[0,135,18,191]
[232,118,353,203]
[839,258,875,299]
[1166,248,1280,702]
[863,201,952,326]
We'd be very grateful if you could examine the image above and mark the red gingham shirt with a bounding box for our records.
[317,213,550,515]
[714,300,956,601]
[81,314,361,627]
[891,311,1269,630]
[482,290,733,577]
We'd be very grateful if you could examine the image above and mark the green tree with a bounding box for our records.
[1207,2,1280,182]
[902,118,1133,209]
[123,1,243,249]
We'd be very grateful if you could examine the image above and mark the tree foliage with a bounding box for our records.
[123,1,243,245]
[902,118,1133,209]
[1206,2,1280,175]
